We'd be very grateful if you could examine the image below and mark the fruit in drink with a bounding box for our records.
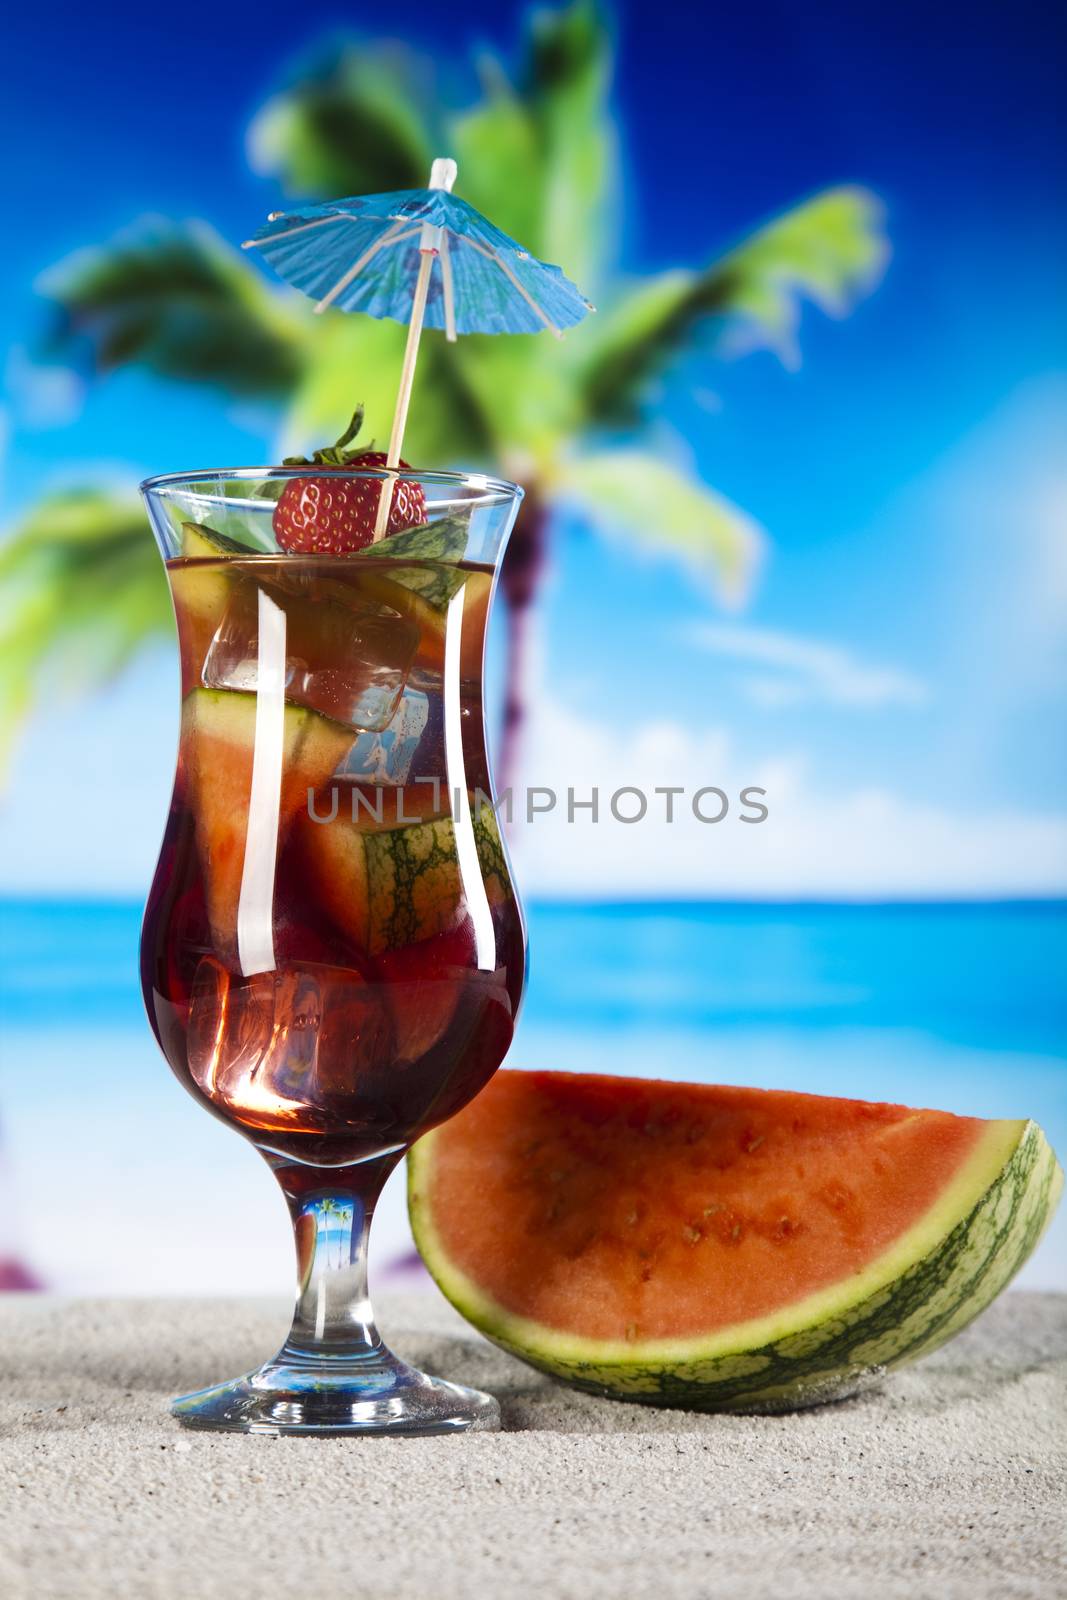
[272,409,427,552]
[181,688,354,957]
[181,522,253,559]
[274,460,426,553]
[408,1070,1062,1411]
[339,516,488,676]
[171,522,250,668]
[295,794,511,956]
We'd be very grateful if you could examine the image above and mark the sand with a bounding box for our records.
[0,1291,1064,1599]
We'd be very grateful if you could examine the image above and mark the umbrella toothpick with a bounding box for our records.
[247,153,590,543]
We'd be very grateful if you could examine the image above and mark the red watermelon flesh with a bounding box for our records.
[415,1070,1003,1343]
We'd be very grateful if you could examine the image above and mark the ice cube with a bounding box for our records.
[187,957,394,1125]
[342,686,431,784]
[202,581,419,734]
[199,585,260,693]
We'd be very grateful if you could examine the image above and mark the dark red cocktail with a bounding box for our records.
[143,546,524,1165]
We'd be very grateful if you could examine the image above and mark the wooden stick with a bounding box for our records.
[373,249,435,541]
[241,213,352,250]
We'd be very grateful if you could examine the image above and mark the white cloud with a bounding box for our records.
[688,621,927,709]
[512,693,1067,899]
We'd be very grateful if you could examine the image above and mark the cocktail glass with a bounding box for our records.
[140,467,526,1435]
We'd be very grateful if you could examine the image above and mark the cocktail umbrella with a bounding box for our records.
[244,158,593,537]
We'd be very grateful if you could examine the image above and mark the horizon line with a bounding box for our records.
[2,892,1065,913]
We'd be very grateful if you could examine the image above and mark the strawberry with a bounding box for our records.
[273,406,426,554]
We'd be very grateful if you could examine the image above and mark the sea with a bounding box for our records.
[1,898,1063,1294]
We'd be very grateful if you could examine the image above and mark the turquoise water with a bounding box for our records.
[1,898,1064,1293]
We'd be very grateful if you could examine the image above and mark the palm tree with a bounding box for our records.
[1,1,886,783]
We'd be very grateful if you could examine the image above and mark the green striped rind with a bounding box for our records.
[409,1119,1061,1413]
[367,817,464,953]
[364,805,510,954]
[184,687,352,767]
[180,520,254,558]
[355,515,471,612]
[470,802,509,890]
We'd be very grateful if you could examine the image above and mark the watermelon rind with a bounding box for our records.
[183,687,354,951]
[180,520,255,559]
[353,514,472,611]
[299,801,510,956]
[408,1115,1062,1412]
[347,515,482,660]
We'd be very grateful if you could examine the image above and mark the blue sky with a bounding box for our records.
[2,0,1065,896]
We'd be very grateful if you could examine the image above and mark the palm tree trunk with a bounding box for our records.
[496,493,549,797]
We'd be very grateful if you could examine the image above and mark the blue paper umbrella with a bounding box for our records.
[245,159,593,529]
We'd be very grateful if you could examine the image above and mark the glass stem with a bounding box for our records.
[271,1151,402,1369]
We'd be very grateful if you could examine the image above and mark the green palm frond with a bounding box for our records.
[248,41,435,198]
[0,492,171,769]
[579,186,888,423]
[713,186,889,357]
[38,219,308,396]
[557,449,763,604]
[454,0,616,290]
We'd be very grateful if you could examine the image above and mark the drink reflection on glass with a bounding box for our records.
[140,468,526,1434]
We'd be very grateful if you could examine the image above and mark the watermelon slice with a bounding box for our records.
[167,523,248,678]
[409,1071,1062,1412]
[349,519,491,677]
[183,688,353,956]
[295,800,510,957]
[181,520,252,559]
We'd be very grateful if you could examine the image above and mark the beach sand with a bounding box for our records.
[0,1291,1063,1599]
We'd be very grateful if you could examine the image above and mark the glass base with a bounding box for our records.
[172,1351,500,1436]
